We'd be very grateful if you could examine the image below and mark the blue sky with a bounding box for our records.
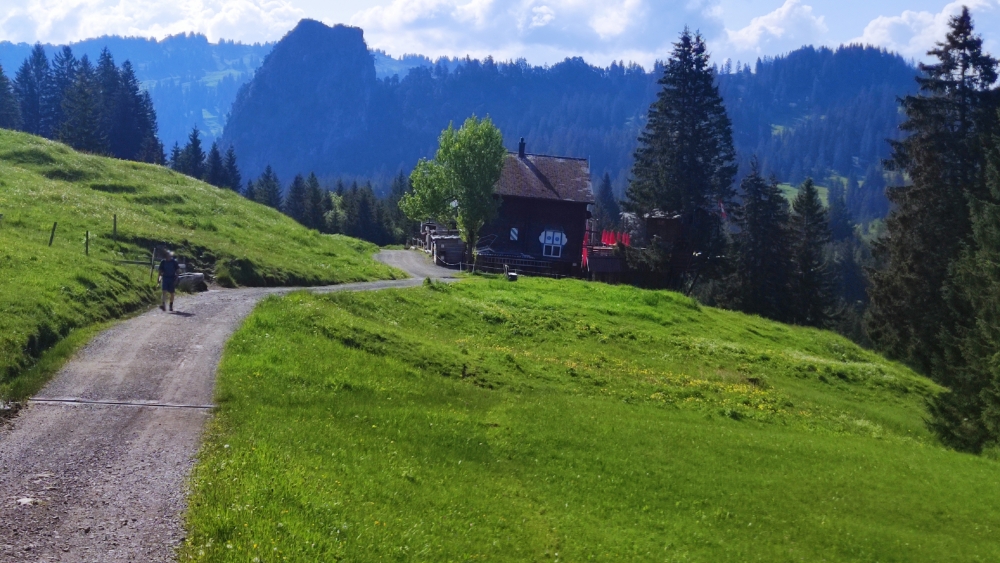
[1,0,997,67]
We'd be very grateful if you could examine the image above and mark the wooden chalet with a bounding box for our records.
[475,139,594,277]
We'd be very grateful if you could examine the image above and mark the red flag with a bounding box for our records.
[582,245,588,268]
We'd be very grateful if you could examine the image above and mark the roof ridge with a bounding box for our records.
[506,151,589,163]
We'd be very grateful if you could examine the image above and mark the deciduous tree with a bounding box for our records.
[400,115,506,263]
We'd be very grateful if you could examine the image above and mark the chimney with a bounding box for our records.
[518,137,526,158]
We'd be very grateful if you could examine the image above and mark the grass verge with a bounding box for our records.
[182,278,998,562]
[0,129,401,399]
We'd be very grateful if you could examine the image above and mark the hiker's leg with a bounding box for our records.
[161,290,168,309]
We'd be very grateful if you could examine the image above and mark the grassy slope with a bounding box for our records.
[0,130,400,399]
[183,276,1000,562]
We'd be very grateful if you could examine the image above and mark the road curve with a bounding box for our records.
[0,250,453,562]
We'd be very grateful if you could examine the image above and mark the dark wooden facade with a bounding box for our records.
[477,144,594,275]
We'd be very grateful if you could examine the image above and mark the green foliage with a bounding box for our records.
[790,178,836,327]
[930,120,1000,451]
[58,56,105,154]
[867,8,999,382]
[625,28,737,289]
[283,173,308,224]
[0,63,22,130]
[593,171,620,229]
[181,277,1000,562]
[728,162,793,321]
[203,141,225,188]
[401,115,506,260]
[0,129,400,400]
[250,165,283,210]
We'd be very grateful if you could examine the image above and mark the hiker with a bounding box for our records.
[158,250,180,311]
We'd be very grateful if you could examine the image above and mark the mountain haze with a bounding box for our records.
[222,20,916,213]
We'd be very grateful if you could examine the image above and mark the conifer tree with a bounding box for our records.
[827,179,854,242]
[928,125,1000,452]
[284,173,308,224]
[0,64,22,130]
[169,142,183,170]
[95,49,120,148]
[253,165,283,209]
[595,172,621,229]
[58,56,106,154]
[789,178,835,327]
[48,46,78,135]
[625,28,737,288]
[305,173,326,231]
[866,8,999,377]
[204,142,225,187]
[181,126,206,179]
[223,146,242,191]
[729,161,793,322]
[13,44,51,136]
[136,90,164,164]
[110,61,144,160]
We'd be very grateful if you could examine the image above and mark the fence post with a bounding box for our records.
[85,231,89,256]
[113,214,117,247]
[48,222,57,247]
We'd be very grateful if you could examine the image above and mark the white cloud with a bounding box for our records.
[725,0,827,53]
[352,0,724,67]
[850,0,998,60]
[0,0,304,44]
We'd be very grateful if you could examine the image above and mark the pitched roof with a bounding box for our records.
[496,153,593,203]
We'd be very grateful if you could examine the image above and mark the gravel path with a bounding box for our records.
[0,250,453,562]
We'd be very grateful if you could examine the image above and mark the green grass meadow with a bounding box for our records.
[183,276,1000,562]
[0,130,400,400]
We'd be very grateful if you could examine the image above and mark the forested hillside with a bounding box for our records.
[0,35,270,147]
[221,20,915,215]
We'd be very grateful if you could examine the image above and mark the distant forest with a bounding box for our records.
[222,20,916,227]
[1,23,917,226]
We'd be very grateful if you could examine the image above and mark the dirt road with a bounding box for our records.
[0,250,453,562]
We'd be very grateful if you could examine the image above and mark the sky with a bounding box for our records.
[0,0,998,68]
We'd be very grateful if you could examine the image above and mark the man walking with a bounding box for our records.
[158,250,180,311]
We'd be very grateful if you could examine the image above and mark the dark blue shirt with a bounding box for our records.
[159,258,179,279]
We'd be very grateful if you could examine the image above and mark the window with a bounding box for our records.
[539,229,567,258]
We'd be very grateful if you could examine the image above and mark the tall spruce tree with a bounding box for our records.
[48,46,78,135]
[789,178,835,327]
[929,122,1000,452]
[827,179,854,242]
[110,61,144,160]
[13,44,51,136]
[223,145,242,191]
[0,64,22,130]
[625,28,737,289]
[181,126,206,179]
[95,49,120,149]
[595,172,621,229]
[729,161,793,322]
[204,142,225,187]
[284,173,309,224]
[253,165,283,209]
[169,142,183,170]
[866,8,999,378]
[58,56,106,154]
[305,173,327,231]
